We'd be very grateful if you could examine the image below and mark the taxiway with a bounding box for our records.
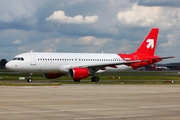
[0,84,180,120]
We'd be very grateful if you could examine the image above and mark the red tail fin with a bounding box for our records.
[133,28,159,56]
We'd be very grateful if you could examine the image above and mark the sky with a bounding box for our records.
[0,0,180,63]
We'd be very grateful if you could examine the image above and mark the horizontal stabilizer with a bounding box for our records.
[153,56,175,60]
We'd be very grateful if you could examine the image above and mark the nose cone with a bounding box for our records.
[5,61,15,71]
[5,62,10,70]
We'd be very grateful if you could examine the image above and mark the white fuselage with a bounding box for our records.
[6,52,132,74]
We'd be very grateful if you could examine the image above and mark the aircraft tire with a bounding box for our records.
[27,78,32,83]
[91,77,99,82]
[74,79,80,82]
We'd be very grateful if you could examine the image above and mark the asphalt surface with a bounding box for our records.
[0,84,180,120]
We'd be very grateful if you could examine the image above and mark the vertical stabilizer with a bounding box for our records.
[133,28,159,56]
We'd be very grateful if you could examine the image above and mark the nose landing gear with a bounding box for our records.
[27,73,33,82]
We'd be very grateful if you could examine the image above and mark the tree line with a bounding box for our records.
[0,59,8,67]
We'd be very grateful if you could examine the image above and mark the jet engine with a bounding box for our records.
[69,68,89,80]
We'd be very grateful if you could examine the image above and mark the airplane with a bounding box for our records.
[5,28,174,82]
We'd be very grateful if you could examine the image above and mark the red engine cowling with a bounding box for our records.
[44,73,64,79]
[69,68,89,80]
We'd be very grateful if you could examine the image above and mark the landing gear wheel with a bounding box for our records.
[91,76,99,82]
[27,73,33,83]
[27,78,32,83]
[74,79,80,82]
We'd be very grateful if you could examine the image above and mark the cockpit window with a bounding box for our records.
[13,58,17,60]
[13,57,24,61]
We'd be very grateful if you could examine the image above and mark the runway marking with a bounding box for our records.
[0,105,179,114]
[74,114,152,120]
[21,86,33,89]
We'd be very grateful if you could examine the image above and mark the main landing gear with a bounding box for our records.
[73,79,80,82]
[73,76,99,82]
[91,76,99,82]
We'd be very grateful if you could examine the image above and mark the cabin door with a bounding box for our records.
[30,54,36,66]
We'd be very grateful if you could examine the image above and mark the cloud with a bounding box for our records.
[17,38,61,53]
[16,36,113,54]
[160,31,180,48]
[42,39,61,52]
[77,36,112,46]
[117,3,180,29]
[0,0,43,26]
[117,39,135,53]
[13,39,22,45]
[46,10,98,24]
[138,0,180,8]
[0,1,179,62]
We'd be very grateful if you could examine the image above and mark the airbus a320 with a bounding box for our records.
[5,28,174,82]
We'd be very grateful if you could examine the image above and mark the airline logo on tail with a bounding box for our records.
[146,39,154,49]
[133,28,158,56]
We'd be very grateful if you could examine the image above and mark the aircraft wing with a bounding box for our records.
[69,56,175,71]
[70,59,143,69]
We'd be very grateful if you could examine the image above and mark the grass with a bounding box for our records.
[0,69,180,85]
